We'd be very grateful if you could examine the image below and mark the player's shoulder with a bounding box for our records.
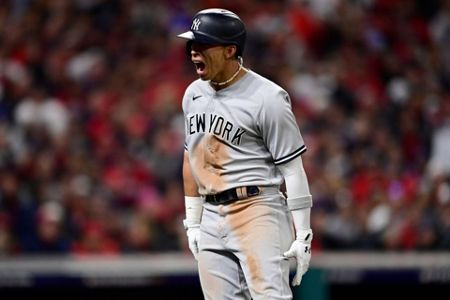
[182,79,208,108]
[246,71,288,97]
[246,71,290,104]
[184,78,205,96]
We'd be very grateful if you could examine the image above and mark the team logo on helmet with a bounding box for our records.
[191,18,201,31]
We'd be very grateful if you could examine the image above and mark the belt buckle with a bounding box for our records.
[247,186,260,197]
[211,193,219,204]
[206,193,220,204]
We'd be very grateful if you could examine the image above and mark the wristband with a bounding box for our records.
[184,196,204,228]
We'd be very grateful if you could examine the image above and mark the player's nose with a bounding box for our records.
[190,49,199,57]
[190,46,201,58]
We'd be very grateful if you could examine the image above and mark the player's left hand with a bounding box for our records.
[283,229,313,286]
[186,225,201,260]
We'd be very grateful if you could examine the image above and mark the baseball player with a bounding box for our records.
[178,8,313,300]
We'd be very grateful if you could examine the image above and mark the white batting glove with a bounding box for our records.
[185,223,201,260]
[283,229,313,286]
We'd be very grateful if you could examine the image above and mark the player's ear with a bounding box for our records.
[224,45,237,59]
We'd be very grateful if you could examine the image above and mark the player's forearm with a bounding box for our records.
[183,150,200,197]
[290,207,311,230]
[183,151,204,227]
[277,156,312,230]
[277,156,312,209]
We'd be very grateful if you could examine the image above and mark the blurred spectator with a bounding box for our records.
[122,214,155,253]
[0,212,14,255]
[22,201,71,254]
[72,220,120,255]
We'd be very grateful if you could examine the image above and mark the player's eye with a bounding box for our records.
[192,42,220,52]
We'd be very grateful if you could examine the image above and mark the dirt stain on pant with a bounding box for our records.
[227,199,274,297]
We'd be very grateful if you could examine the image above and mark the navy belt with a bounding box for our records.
[205,186,261,205]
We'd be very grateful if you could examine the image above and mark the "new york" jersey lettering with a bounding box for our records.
[188,113,246,145]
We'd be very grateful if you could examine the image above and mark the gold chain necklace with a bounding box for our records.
[210,58,247,86]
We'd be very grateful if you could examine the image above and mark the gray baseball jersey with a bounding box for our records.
[183,70,306,195]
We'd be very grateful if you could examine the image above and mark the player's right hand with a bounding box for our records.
[186,225,201,260]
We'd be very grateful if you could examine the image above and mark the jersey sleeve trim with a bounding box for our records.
[273,145,307,165]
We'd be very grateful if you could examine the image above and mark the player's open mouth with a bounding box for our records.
[193,61,206,76]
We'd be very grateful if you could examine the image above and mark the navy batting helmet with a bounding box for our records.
[177,8,247,57]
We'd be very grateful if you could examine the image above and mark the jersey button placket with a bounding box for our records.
[207,93,216,114]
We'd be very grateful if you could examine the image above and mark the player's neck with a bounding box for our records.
[210,61,247,90]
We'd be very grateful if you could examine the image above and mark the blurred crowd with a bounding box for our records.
[0,0,449,256]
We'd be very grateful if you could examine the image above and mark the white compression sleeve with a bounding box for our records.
[277,156,312,231]
[277,156,313,210]
[184,196,204,227]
